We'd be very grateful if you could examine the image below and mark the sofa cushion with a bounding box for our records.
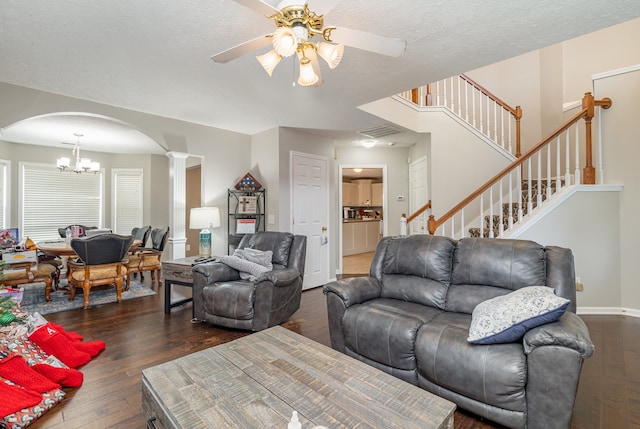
[447,238,547,314]
[378,235,455,309]
[415,312,527,413]
[468,286,570,345]
[343,298,441,371]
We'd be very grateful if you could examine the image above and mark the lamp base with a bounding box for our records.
[199,228,212,257]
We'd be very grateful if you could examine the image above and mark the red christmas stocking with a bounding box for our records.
[32,363,84,388]
[72,339,106,357]
[28,323,91,368]
[0,382,43,418]
[49,322,84,342]
[0,354,60,393]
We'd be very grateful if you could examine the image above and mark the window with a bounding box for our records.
[0,160,8,229]
[20,163,104,241]
[112,169,143,235]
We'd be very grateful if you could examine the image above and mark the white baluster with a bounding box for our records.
[498,180,504,237]
[508,171,513,230]
[489,187,494,238]
[565,131,571,185]
[472,87,476,127]
[493,102,497,142]
[556,135,561,191]
[517,167,523,222]
[479,93,483,134]
[508,114,512,154]
[457,77,461,116]
[527,158,533,215]
[575,123,581,184]
[479,194,484,238]
[536,152,543,208]
[464,82,469,122]
[460,209,465,238]
[597,106,604,184]
[546,143,552,201]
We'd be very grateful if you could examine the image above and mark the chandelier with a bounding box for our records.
[56,133,100,174]
[256,3,344,86]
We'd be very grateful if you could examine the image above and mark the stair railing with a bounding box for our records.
[400,74,523,157]
[401,200,431,235]
[416,92,611,239]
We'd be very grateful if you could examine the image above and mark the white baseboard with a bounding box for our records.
[577,307,640,318]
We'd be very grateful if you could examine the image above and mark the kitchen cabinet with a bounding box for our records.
[342,220,381,256]
[371,183,383,206]
[342,182,359,205]
[352,179,372,205]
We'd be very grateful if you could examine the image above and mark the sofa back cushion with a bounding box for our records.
[446,238,547,314]
[372,235,456,310]
[239,231,293,268]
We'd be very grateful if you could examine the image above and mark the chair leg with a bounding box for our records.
[82,280,91,309]
[44,277,53,302]
[115,278,123,303]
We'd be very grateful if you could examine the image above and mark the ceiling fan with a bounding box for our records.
[211,0,407,87]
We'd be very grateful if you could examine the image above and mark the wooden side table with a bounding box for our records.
[161,256,217,315]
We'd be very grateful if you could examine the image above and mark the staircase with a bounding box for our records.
[468,178,564,238]
[399,79,611,240]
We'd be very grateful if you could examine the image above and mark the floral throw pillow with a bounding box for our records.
[467,286,570,345]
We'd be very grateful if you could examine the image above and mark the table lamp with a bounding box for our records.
[189,207,220,257]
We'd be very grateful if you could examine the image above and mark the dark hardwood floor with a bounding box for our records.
[24,276,639,429]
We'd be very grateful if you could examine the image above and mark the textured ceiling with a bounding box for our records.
[1,0,640,153]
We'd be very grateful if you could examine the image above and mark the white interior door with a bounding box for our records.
[409,156,428,234]
[291,152,329,289]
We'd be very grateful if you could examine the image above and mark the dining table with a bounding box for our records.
[37,238,142,257]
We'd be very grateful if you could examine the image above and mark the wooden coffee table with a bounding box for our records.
[142,326,455,429]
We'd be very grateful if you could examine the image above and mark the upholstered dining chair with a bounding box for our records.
[192,231,307,331]
[125,226,169,289]
[131,225,152,248]
[67,233,134,309]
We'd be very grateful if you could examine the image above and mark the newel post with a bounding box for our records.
[411,88,419,105]
[428,215,436,235]
[582,93,596,184]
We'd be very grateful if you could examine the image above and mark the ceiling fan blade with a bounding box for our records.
[211,35,273,63]
[328,26,407,57]
[232,0,278,16]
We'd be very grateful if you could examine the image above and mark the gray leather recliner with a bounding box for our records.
[192,231,307,331]
[324,235,594,429]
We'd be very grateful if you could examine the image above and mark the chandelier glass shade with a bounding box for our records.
[56,133,100,174]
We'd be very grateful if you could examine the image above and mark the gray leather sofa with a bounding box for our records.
[324,235,594,429]
[192,231,306,331]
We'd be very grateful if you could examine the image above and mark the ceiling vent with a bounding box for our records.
[358,123,405,139]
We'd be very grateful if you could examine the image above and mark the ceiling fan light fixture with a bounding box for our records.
[256,49,282,76]
[316,42,343,69]
[272,26,298,57]
[298,57,319,86]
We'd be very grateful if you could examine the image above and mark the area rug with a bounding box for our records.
[20,280,156,315]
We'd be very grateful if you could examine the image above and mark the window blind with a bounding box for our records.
[21,163,103,242]
[112,169,143,235]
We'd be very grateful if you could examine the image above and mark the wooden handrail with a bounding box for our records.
[426,92,611,235]
[404,200,431,223]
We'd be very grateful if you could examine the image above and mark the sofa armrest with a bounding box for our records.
[523,312,594,358]
[192,261,240,286]
[322,276,382,308]
[258,268,300,288]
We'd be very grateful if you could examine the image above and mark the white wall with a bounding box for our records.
[594,68,640,312]
[514,189,622,311]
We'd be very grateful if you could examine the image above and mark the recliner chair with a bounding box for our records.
[192,231,307,331]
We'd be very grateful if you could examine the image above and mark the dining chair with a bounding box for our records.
[68,234,134,309]
[125,227,169,289]
[131,225,152,248]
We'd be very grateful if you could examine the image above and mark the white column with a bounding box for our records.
[166,151,189,260]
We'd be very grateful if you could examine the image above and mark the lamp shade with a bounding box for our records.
[316,42,344,69]
[190,207,221,229]
[256,49,282,76]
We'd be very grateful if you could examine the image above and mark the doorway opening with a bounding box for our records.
[339,165,386,275]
